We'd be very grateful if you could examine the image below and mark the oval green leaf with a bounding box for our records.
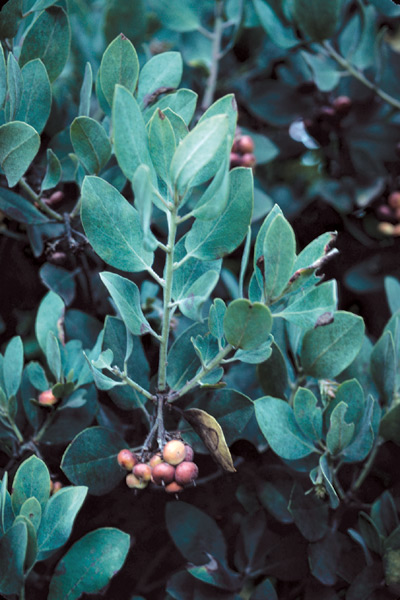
[81,175,154,272]
[223,299,272,350]
[48,527,130,600]
[300,311,365,379]
[19,6,71,82]
[70,116,111,174]
[0,121,40,187]
[61,427,127,495]
[15,58,51,133]
[255,396,316,460]
[99,34,139,107]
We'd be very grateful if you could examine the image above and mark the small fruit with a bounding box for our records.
[45,191,64,206]
[52,481,63,494]
[126,473,148,490]
[237,135,254,154]
[184,444,194,462]
[241,153,256,168]
[316,106,337,124]
[332,96,352,118]
[38,390,58,406]
[230,152,242,168]
[163,440,186,466]
[117,449,138,471]
[388,191,400,209]
[149,453,163,468]
[133,463,152,482]
[175,461,199,486]
[376,204,392,219]
[48,252,68,266]
[165,481,184,494]
[378,222,395,236]
[152,463,175,485]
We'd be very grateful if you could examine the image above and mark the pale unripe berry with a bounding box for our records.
[149,453,163,468]
[117,449,138,471]
[38,390,58,406]
[163,440,186,466]
[133,463,152,482]
[165,481,184,494]
[126,473,148,489]
[152,462,175,485]
[52,481,63,494]
[175,461,199,486]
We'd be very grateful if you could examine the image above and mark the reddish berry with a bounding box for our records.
[163,440,186,466]
[332,96,352,118]
[241,153,256,168]
[376,204,392,219]
[48,252,68,266]
[165,481,184,494]
[149,453,163,468]
[316,106,337,124]
[175,461,199,486]
[231,137,241,153]
[45,191,64,206]
[133,463,152,482]
[126,473,148,489]
[184,444,194,462]
[237,135,255,154]
[230,152,242,167]
[38,390,58,406]
[388,191,400,209]
[117,449,138,471]
[152,463,175,485]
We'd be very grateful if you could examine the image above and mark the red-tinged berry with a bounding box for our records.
[48,252,68,266]
[332,96,352,118]
[126,473,148,489]
[231,138,241,153]
[184,444,194,461]
[133,463,152,482]
[165,481,184,494]
[45,191,64,206]
[316,106,337,124]
[376,204,393,220]
[152,463,175,485]
[149,453,163,468]
[117,449,138,471]
[175,461,199,486]
[241,153,256,168]
[38,390,58,406]
[388,191,400,209]
[163,440,186,466]
[230,152,242,168]
[237,135,254,154]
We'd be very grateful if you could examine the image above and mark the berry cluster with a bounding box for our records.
[230,132,256,169]
[304,96,352,146]
[377,191,400,237]
[117,440,199,495]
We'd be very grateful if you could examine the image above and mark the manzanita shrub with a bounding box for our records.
[1,0,400,598]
